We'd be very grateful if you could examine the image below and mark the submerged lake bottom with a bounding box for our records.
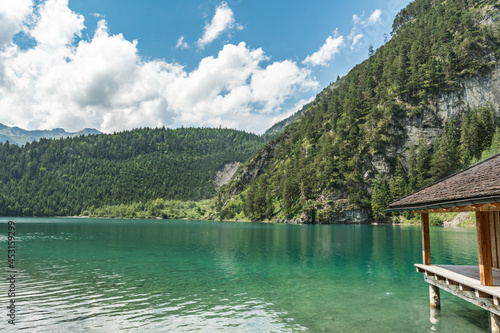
[0,218,489,332]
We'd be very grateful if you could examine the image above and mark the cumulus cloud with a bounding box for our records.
[197,2,241,49]
[0,0,33,47]
[30,0,85,50]
[302,32,344,67]
[0,0,317,134]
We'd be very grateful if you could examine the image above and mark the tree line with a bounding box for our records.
[0,127,265,216]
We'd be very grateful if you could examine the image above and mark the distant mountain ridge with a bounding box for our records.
[0,123,101,145]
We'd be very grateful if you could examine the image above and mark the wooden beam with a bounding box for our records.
[492,312,500,333]
[477,211,494,286]
[415,203,500,214]
[425,277,500,316]
[492,211,499,269]
[476,289,491,298]
[446,278,458,286]
[480,204,500,212]
[422,213,431,265]
[460,283,473,292]
[496,212,500,269]
[415,264,500,298]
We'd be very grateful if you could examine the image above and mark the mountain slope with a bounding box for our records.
[0,123,101,145]
[213,0,500,223]
[0,127,265,216]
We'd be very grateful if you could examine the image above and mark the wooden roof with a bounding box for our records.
[387,153,500,212]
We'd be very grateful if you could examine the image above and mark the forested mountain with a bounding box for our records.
[0,127,264,216]
[262,100,314,141]
[0,123,101,145]
[213,0,500,223]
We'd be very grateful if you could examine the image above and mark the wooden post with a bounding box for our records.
[430,307,441,326]
[490,211,498,269]
[491,312,500,333]
[429,284,440,309]
[422,213,431,265]
[476,211,493,286]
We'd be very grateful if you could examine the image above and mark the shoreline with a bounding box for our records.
[3,213,477,228]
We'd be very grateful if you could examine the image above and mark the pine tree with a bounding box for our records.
[371,173,390,221]
[430,114,461,180]
[459,107,481,165]
[480,128,500,161]
[389,160,407,201]
[415,139,431,188]
[407,144,418,191]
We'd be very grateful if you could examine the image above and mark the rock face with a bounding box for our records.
[320,209,370,224]
[276,209,369,224]
[226,141,280,197]
[403,63,500,152]
[214,162,241,188]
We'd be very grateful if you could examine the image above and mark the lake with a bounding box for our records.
[0,218,488,332]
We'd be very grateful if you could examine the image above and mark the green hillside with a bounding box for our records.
[0,127,265,216]
[214,0,500,223]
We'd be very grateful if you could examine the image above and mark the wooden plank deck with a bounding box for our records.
[415,264,500,315]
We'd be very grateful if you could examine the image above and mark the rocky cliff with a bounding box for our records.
[404,62,500,153]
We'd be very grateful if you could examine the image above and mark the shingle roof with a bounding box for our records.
[387,153,500,212]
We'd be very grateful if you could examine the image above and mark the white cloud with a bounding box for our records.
[347,9,382,49]
[304,8,383,66]
[251,59,317,111]
[0,0,33,47]
[352,14,361,24]
[176,36,189,49]
[350,34,363,50]
[197,2,241,49]
[0,1,317,134]
[269,96,315,127]
[29,0,85,51]
[303,32,344,67]
[367,9,382,25]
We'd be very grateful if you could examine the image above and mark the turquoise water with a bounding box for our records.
[0,218,488,332]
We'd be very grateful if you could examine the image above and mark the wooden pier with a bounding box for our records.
[387,154,500,332]
[415,265,500,314]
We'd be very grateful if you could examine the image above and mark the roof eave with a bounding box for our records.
[385,195,500,213]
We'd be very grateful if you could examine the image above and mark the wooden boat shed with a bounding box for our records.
[387,153,500,331]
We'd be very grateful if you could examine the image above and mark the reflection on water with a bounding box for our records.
[0,218,488,332]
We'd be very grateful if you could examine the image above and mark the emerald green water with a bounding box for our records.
[0,218,488,332]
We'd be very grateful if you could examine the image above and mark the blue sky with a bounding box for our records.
[0,0,412,133]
